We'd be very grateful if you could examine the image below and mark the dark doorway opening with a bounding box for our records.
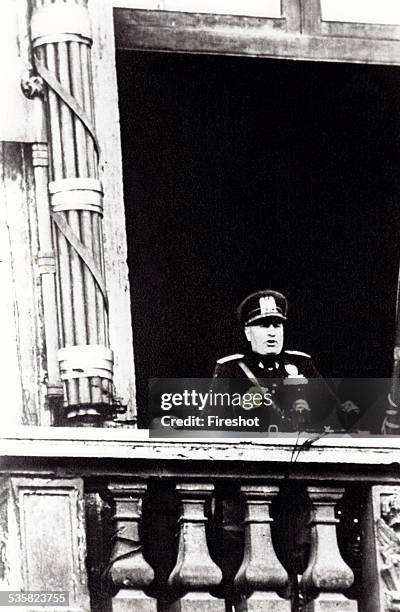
[117,51,400,425]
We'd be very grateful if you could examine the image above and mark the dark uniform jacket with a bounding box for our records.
[210,349,341,432]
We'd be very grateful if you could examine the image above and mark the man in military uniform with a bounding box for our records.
[211,289,354,432]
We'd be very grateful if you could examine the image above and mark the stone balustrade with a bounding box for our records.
[1,429,400,611]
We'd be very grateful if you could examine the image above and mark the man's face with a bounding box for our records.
[244,320,284,355]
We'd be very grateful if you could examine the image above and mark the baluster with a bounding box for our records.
[107,481,156,611]
[301,487,357,611]
[167,483,224,611]
[233,485,290,611]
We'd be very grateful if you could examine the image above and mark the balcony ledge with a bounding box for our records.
[0,426,399,467]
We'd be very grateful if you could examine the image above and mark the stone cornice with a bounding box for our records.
[0,427,399,468]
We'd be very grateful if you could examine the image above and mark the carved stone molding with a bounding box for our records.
[0,477,90,609]
[381,491,400,532]
[370,487,400,612]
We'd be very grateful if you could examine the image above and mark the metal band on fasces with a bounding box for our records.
[31,4,92,44]
[34,58,100,156]
[33,34,91,48]
[32,144,49,167]
[38,251,56,275]
[49,179,103,214]
[58,345,114,381]
[51,212,108,306]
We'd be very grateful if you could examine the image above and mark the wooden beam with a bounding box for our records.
[0,143,45,426]
[300,0,321,35]
[89,0,137,421]
[320,20,400,42]
[115,8,289,31]
[284,0,301,33]
[114,8,400,65]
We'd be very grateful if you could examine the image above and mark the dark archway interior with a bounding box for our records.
[117,50,400,425]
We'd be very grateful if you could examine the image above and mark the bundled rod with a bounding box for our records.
[28,93,63,416]
[30,0,113,421]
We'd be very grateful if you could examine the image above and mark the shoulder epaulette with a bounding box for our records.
[285,350,311,358]
[217,353,244,365]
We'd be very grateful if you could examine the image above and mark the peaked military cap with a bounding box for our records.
[237,290,288,326]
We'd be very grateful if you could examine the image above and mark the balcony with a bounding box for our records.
[0,429,399,611]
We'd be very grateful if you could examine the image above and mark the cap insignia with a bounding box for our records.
[259,295,279,315]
